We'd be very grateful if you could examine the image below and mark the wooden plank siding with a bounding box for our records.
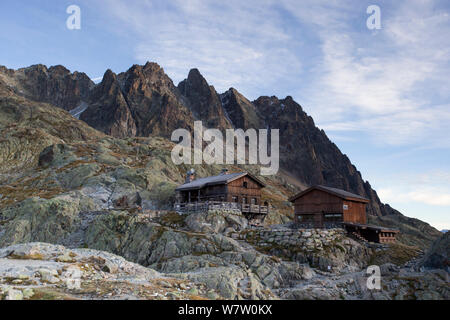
[292,188,367,228]
[175,172,268,216]
[342,200,367,224]
[226,176,262,205]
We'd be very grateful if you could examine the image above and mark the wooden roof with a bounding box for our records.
[289,185,370,203]
[341,222,400,233]
[176,171,266,191]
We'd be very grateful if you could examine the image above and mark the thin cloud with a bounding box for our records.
[99,0,302,96]
[298,1,450,147]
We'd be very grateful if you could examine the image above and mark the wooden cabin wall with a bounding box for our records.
[293,189,368,227]
[226,176,262,204]
[203,184,227,200]
[293,189,343,214]
[343,200,367,224]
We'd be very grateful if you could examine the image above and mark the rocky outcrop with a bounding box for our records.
[80,70,137,138]
[420,232,449,272]
[220,88,263,129]
[0,86,104,174]
[81,63,195,138]
[117,63,195,137]
[276,263,449,300]
[0,64,93,111]
[0,242,219,300]
[185,209,248,234]
[235,228,370,273]
[178,69,232,130]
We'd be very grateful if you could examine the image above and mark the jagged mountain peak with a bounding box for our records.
[0,63,94,111]
[118,62,179,99]
[124,61,168,80]
[220,87,262,130]
[179,68,214,94]
[187,67,202,77]
[20,63,49,74]
[100,69,118,84]
[178,68,231,130]
[47,64,71,75]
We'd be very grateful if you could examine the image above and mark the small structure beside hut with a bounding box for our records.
[289,185,399,243]
[175,169,269,220]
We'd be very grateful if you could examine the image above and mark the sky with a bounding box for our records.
[0,0,449,230]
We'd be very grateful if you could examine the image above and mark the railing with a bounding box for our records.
[175,201,268,215]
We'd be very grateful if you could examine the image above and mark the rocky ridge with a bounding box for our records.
[0,62,447,300]
[0,62,441,249]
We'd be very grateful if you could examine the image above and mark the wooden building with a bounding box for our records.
[289,185,370,228]
[341,222,399,244]
[289,185,399,243]
[175,170,269,217]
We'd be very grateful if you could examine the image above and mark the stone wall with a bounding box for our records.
[228,228,346,252]
[206,208,243,217]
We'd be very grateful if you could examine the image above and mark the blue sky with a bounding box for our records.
[0,0,449,230]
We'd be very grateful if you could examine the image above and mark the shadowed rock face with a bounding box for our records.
[220,88,263,130]
[253,96,376,212]
[82,63,195,138]
[80,69,137,138]
[178,69,232,130]
[0,64,94,111]
[421,232,450,271]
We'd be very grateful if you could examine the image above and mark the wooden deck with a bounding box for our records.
[175,201,269,215]
[341,222,399,244]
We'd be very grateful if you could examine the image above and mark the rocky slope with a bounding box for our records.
[0,62,447,300]
[178,69,232,130]
[419,232,449,272]
[0,242,221,300]
[0,62,442,249]
[0,64,93,111]
[81,63,195,138]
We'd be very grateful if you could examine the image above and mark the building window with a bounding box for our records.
[251,198,257,205]
[232,196,238,203]
[242,197,248,204]
[243,181,248,188]
[324,214,343,219]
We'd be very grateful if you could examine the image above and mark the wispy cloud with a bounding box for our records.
[99,0,450,147]
[98,0,302,95]
[89,0,450,229]
[378,169,450,206]
[377,169,450,229]
[294,0,450,147]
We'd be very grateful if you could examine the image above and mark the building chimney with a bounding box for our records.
[220,168,229,175]
[185,169,196,183]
